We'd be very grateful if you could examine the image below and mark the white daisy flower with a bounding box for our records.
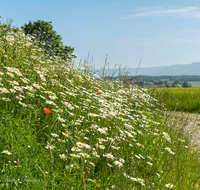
[88,113,99,117]
[46,100,56,105]
[13,86,22,91]
[45,145,55,149]
[71,147,81,151]
[33,83,40,89]
[40,74,46,81]
[58,116,66,122]
[103,153,114,159]
[147,162,153,166]
[2,97,11,101]
[7,72,14,78]
[165,184,174,188]
[16,95,23,100]
[21,78,29,84]
[18,101,27,107]
[51,133,59,137]
[2,150,12,155]
[89,162,95,166]
[124,173,129,178]
[130,177,137,181]
[107,163,113,167]
[62,132,69,137]
[99,145,105,149]
[9,89,16,93]
[58,139,66,142]
[97,128,106,134]
[76,142,84,148]
[114,161,123,167]
[92,151,100,158]
[49,96,57,100]
[15,71,22,76]
[13,81,19,85]
[79,152,90,158]
[59,154,66,159]
[70,154,80,158]
[1,87,10,93]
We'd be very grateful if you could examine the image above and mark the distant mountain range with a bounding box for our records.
[95,62,200,76]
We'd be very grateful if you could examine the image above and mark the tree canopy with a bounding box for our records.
[21,20,76,61]
[111,75,200,82]
[174,79,181,84]
[182,81,192,88]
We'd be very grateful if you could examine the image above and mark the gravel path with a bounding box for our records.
[166,111,200,153]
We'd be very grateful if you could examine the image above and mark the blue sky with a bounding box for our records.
[1,0,200,69]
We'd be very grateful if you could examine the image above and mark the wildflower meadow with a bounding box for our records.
[0,17,200,190]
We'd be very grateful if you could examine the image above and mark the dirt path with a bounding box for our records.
[166,111,200,153]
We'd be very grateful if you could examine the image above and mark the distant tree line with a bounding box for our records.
[129,80,191,88]
[112,75,200,82]
[105,75,195,88]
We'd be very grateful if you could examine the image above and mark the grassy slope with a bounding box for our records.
[0,22,200,189]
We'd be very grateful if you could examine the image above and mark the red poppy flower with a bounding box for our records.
[96,89,100,94]
[44,108,52,113]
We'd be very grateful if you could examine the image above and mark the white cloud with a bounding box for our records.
[121,6,200,19]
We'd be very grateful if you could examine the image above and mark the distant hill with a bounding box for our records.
[95,62,200,76]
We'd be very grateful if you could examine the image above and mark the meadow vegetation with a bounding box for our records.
[0,17,200,189]
[188,81,200,88]
[151,88,200,113]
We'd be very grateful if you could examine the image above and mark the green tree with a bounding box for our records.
[21,20,76,61]
[182,81,192,88]
[138,81,144,87]
[174,79,181,84]
[172,83,177,87]
[150,79,158,85]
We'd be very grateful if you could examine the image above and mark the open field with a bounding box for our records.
[150,88,200,113]
[1,21,200,189]
[188,81,200,88]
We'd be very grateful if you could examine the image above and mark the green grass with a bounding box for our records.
[188,81,200,88]
[0,18,200,190]
[151,88,200,113]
